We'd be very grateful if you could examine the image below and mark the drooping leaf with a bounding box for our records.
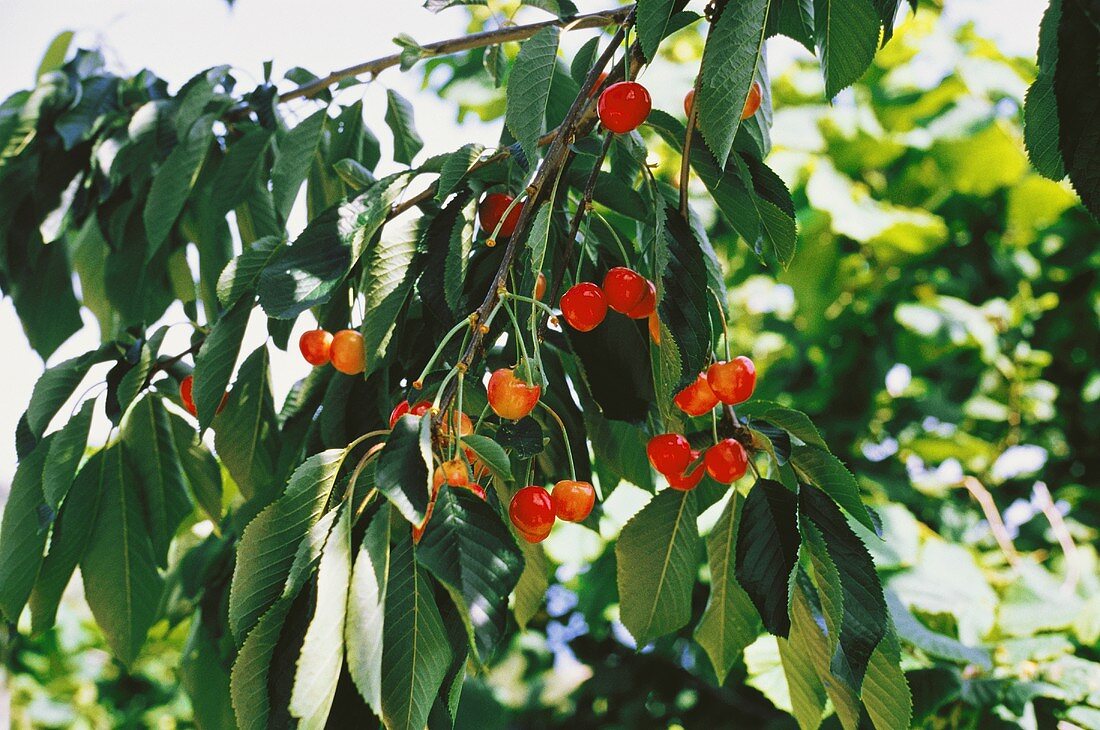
[360,213,428,376]
[144,113,214,255]
[346,504,391,716]
[738,400,826,449]
[192,297,251,430]
[767,0,815,52]
[384,89,424,165]
[116,326,170,416]
[637,0,678,62]
[735,479,800,637]
[661,207,714,389]
[814,0,881,98]
[505,27,560,164]
[886,589,991,669]
[273,108,327,219]
[213,345,279,502]
[26,345,115,438]
[525,202,553,286]
[862,628,913,730]
[212,127,274,214]
[375,414,433,526]
[513,539,550,630]
[0,437,53,621]
[41,397,94,510]
[169,411,224,524]
[1051,0,1100,217]
[778,575,830,730]
[616,488,700,646]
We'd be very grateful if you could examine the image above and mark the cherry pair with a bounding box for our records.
[560,267,656,333]
[299,328,365,375]
[647,433,749,489]
[683,81,762,121]
[509,481,595,543]
[178,375,227,418]
[674,356,756,417]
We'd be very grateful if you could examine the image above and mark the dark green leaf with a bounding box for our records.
[361,214,428,376]
[738,400,826,448]
[496,417,545,459]
[26,345,114,438]
[661,207,714,389]
[814,0,880,98]
[735,479,799,636]
[144,113,214,255]
[0,437,53,621]
[214,346,279,501]
[273,108,327,219]
[169,408,224,524]
[505,27,560,164]
[790,443,875,531]
[384,89,424,165]
[212,127,273,214]
[376,415,433,526]
[41,398,94,510]
[767,0,815,52]
[217,235,283,307]
[436,143,485,202]
[1051,0,1100,216]
[461,434,512,484]
[637,0,678,62]
[116,326,169,415]
[192,297,251,430]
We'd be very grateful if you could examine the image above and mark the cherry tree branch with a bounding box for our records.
[962,476,1021,568]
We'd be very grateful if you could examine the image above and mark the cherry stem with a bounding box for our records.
[538,401,577,482]
[711,408,720,443]
[502,296,534,382]
[414,316,474,387]
[346,429,391,452]
[505,293,557,319]
[709,287,732,361]
[680,67,705,217]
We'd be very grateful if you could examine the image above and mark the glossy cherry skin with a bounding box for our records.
[673,373,720,416]
[330,329,366,375]
[390,399,433,428]
[552,480,596,522]
[560,282,607,332]
[647,433,693,475]
[299,329,333,366]
[602,267,648,314]
[705,438,749,484]
[706,356,756,405]
[535,272,547,301]
[741,81,763,120]
[625,280,657,319]
[510,486,556,543]
[487,368,541,420]
[667,451,704,491]
[180,375,226,417]
[479,193,523,239]
[597,81,652,134]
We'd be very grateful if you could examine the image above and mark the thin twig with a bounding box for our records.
[1032,481,1081,595]
[962,476,1021,567]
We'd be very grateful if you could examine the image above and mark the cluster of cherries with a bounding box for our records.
[560,266,657,333]
[648,356,758,489]
[299,328,367,375]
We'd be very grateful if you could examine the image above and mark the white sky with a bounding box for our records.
[0,0,1046,486]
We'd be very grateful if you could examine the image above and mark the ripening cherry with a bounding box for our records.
[741,81,762,120]
[466,447,489,480]
[551,480,596,522]
[647,433,693,475]
[299,329,333,366]
[705,438,749,484]
[625,280,657,319]
[441,411,474,438]
[535,272,547,301]
[179,375,227,417]
[683,88,695,117]
[479,193,523,239]
[487,367,541,420]
[706,356,756,405]
[560,282,607,332]
[439,458,470,488]
[602,267,648,314]
[330,329,366,375]
[510,486,556,543]
[597,81,652,134]
[667,451,704,491]
[673,373,720,416]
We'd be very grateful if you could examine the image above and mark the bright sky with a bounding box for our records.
[0,0,1046,487]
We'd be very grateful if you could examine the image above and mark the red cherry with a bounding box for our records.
[705,439,749,484]
[602,267,647,314]
[180,375,197,416]
[487,368,541,421]
[597,81,652,134]
[741,81,762,120]
[479,193,523,239]
[389,400,410,428]
[673,373,720,416]
[410,400,432,417]
[551,480,596,522]
[535,272,547,301]
[330,329,365,375]
[299,329,333,366]
[684,88,695,117]
[510,486,555,543]
[624,280,656,319]
[647,433,693,475]
[668,452,704,491]
[706,356,756,405]
[560,282,607,332]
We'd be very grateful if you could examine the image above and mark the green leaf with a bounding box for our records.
[767,0,815,52]
[1049,0,1100,216]
[790,444,875,531]
[1023,1,1063,180]
[778,576,829,730]
[375,415,433,526]
[380,535,451,730]
[144,113,214,255]
[738,400,826,449]
[436,143,485,202]
[346,504,391,716]
[213,346,279,501]
[496,416,545,459]
[36,30,74,78]
[885,589,991,669]
[360,215,428,376]
[290,501,352,728]
[116,326,169,415]
[273,108,327,219]
[41,398,94,510]
[30,451,106,633]
[192,297,251,430]
[217,235,283,307]
[384,89,424,165]
[417,488,524,661]
[736,479,800,637]
[513,539,550,630]
[798,485,887,692]
[569,36,600,86]
[525,202,553,286]
[80,444,165,666]
[814,0,880,98]
[462,435,513,484]
[212,127,273,214]
[660,207,714,389]
[228,448,348,641]
[0,437,52,621]
[696,493,762,683]
[637,0,677,62]
[26,345,114,438]
[180,619,236,730]
[505,26,560,164]
[616,488,701,646]
[696,0,769,167]
[122,394,193,568]
[862,628,912,730]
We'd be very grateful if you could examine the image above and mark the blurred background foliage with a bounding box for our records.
[7,2,1100,728]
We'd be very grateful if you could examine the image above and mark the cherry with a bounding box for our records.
[410,400,432,417]
[647,433,693,475]
[560,282,607,332]
[441,411,474,438]
[535,272,547,301]
[587,71,609,98]
[602,267,647,313]
[648,312,661,344]
[299,329,333,366]
[179,375,227,417]
[706,356,756,405]
[439,459,470,488]
[510,486,555,543]
[330,329,365,375]
[465,447,489,480]
[667,451,704,491]
[597,81,652,134]
[551,480,596,522]
[390,399,432,428]
[625,280,656,319]
[683,88,695,117]
[741,81,762,120]
[673,373,720,416]
[705,438,748,484]
[479,193,523,239]
[487,367,541,420]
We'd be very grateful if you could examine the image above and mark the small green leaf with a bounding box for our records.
[738,400,826,449]
[36,30,74,78]
[444,198,476,315]
[616,488,700,646]
[637,0,678,62]
[461,435,512,484]
[526,202,553,286]
[375,415,433,526]
[436,143,486,202]
[814,0,881,98]
[736,479,800,637]
[273,108,327,219]
[26,345,114,438]
[192,297,251,430]
[505,27,560,164]
[384,89,424,165]
[42,398,94,510]
[213,346,279,501]
[116,326,169,415]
